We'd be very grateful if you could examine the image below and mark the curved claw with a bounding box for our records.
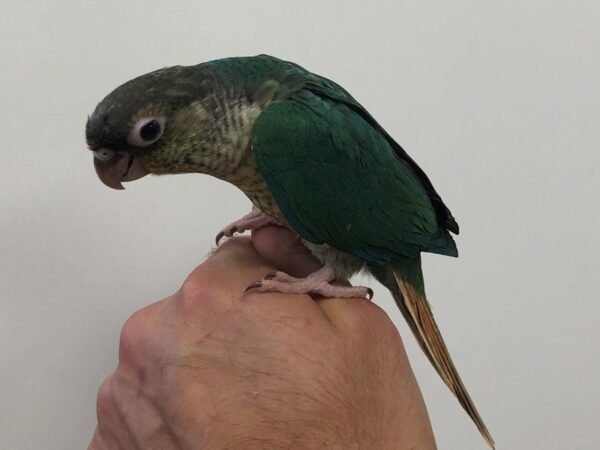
[215,227,238,245]
[366,287,374,301]
[243,281,263,294]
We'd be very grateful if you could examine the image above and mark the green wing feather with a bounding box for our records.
[252,88,457,264]
[288,60,459,235]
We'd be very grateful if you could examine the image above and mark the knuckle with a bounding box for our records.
[88,433,107,450]
[178,238,266,310]
[96,376,115,419]
[119,307,153,365]
[179,264,220,308]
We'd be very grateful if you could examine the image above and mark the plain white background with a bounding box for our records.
[1,1,598,449]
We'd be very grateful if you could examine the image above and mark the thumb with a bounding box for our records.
[251,226,322,278]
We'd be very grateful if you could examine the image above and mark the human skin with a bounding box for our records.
[88,226,437,450]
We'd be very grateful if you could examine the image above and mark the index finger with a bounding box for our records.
[179,238,273,312]
[179,238,325,322]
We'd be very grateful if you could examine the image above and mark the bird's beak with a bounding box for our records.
[93,151,149,190]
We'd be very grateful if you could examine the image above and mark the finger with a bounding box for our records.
[95,376,138,450]
[182,237,275,308]
[211,236,327,319]
[176,237,327,327]
[251,226,321,278]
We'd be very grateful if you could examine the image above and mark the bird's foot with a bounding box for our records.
[245,265,373,300]
[216,208,275,244]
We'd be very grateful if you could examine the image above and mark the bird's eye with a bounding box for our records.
[128,116,165,147]
[93,148,115,161]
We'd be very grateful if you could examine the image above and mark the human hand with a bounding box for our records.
[89,226,436,450]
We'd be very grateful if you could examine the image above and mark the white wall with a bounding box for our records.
[1,1,598,449]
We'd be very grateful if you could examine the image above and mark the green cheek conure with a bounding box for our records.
[86,54,494,448]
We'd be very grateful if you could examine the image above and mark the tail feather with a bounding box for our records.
[368,258,494,448]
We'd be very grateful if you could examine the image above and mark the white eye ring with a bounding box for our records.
[94,147,115,161]
[128,116,166,147]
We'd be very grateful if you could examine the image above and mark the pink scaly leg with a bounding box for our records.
[216,208,275,244]
[245,265,373,300]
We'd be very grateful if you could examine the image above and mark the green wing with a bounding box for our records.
[251,89,457,264]
[283,58,459,236]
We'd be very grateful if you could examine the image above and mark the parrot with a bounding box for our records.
[86,54,494,448]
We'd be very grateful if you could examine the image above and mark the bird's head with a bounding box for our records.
[86,65,214,189]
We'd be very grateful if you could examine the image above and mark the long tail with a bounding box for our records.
[369,257,495,448]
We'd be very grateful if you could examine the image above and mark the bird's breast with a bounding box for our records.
[224,162,284,221]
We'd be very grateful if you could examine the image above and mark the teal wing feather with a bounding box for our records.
[252,88,457,264]
[289,62,459,235]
